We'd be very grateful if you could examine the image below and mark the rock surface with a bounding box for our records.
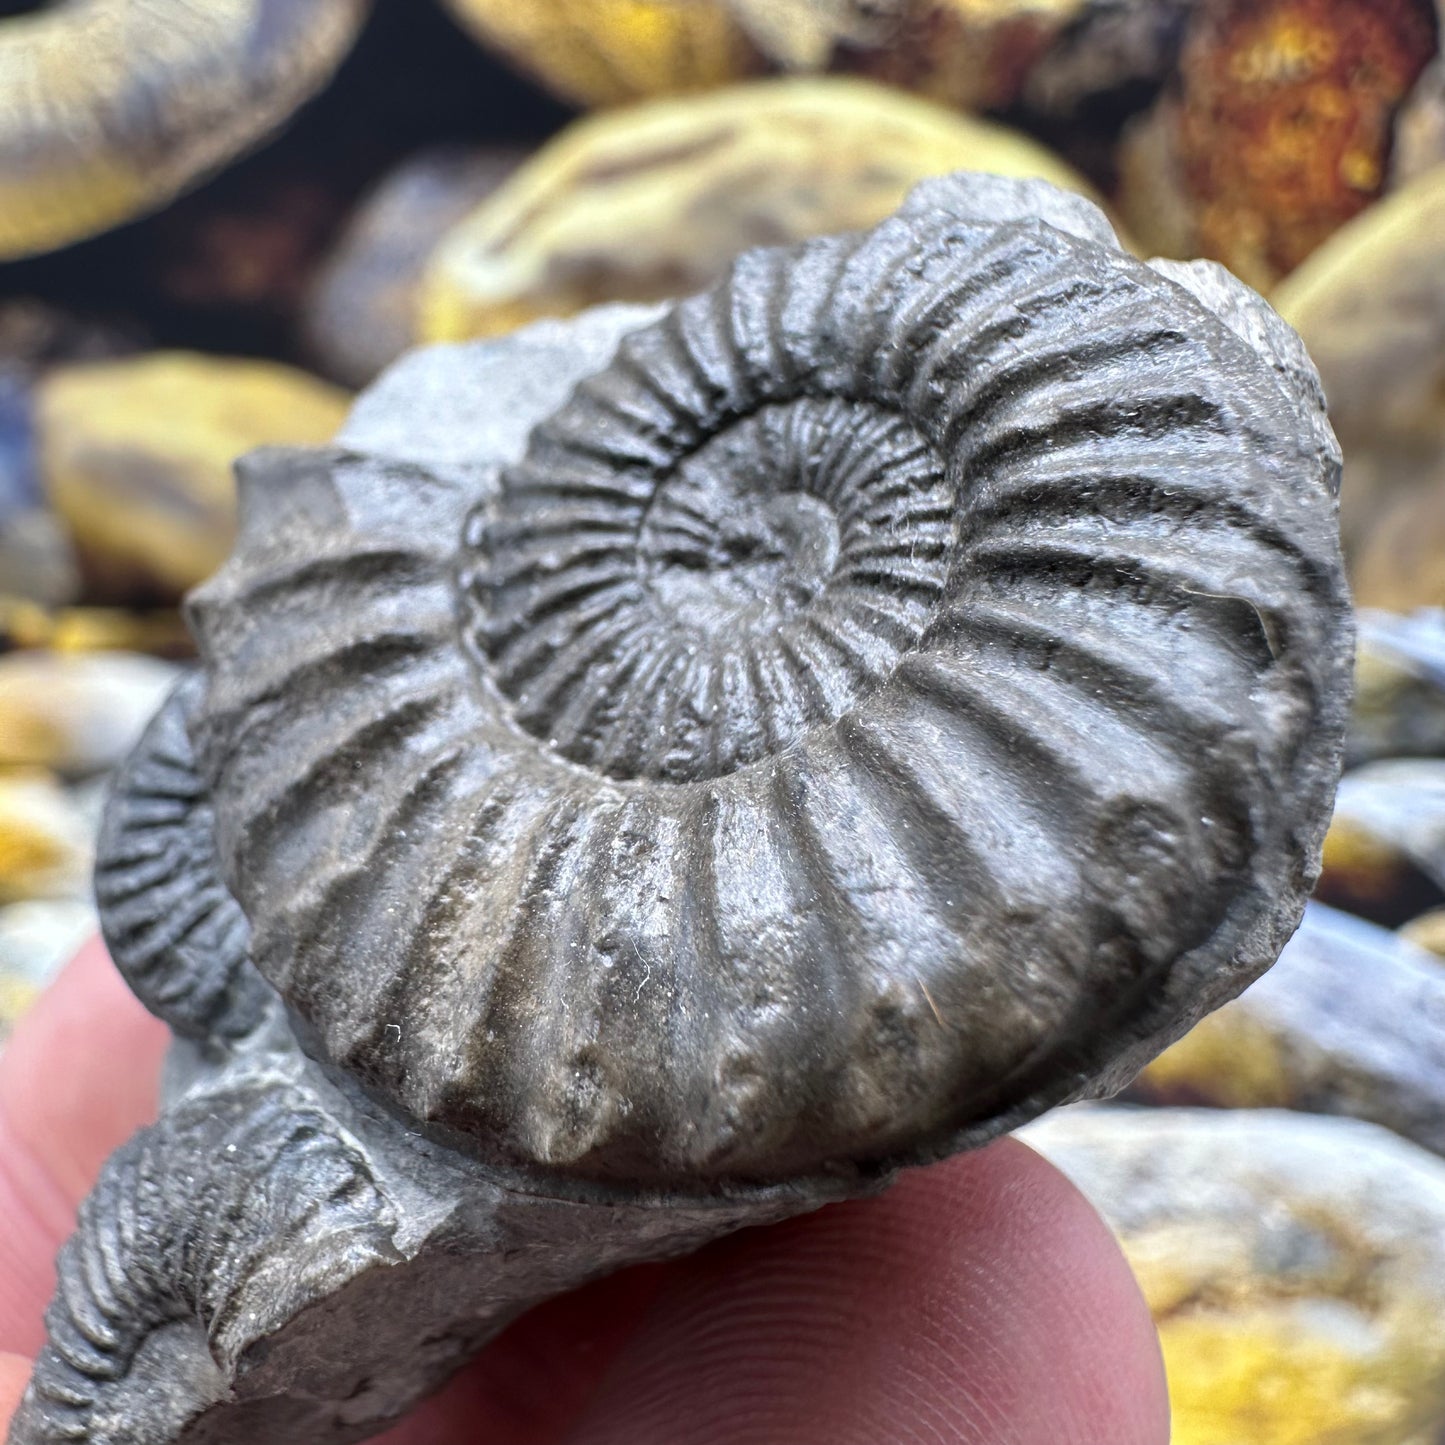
[1026,1106,1445,1445]
[0,773,93,904]
[419,78,1100,341]
[1135,903,1445,1159]
[0,651,179,776]
[36,353,349,604]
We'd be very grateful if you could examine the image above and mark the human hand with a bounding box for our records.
[0,941,1169,1444]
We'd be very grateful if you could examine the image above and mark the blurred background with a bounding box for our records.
[2,1,1445,1439]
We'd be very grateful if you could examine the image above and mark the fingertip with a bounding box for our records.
[565,1137,1170,1445]
[0,1351,30,1434]
[0,938,166,1356]
[0,936,166,1205]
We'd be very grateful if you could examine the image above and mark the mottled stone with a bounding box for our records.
[1116,0,1438,291]
[0,651,179,776]
[1350,608,1445,766]
[306,146,525,388]
[0,773,93,904]
[419,77,1100,341]
[36,353,349,604]
[1025,1106,1445,1445]
[1318,759,1445,924]
[1274,163,1445,563]
[1135,903,1445,1158]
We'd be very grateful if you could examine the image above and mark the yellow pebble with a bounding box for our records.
[420,77,1100,344]
[438,0,754,107]
[37,353,350,603]
[0,772,92,903]
[1028,1108,1445,1445]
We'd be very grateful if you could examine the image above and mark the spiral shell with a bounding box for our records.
[188,174,1351,1188]
[95,674,265,1041]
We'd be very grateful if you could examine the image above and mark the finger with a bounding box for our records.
[0,1351,28,1434]
[376,1266,671,1445]
[0,938,167,1356]
[555,1138,1168,1445]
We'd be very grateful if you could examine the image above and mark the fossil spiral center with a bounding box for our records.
[473,396,953,784]
[639,465,842,635]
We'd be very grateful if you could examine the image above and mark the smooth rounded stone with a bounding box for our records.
[0,898,98,1041]
[1134,903,1445,1159]
[419,77,1100,342]
[1394,55,1445,184]
[1399,904,1445,955]
[1,300,142,609]
[441,0,1149,115]
[36,353,350,604]
[0,773,93,905]
[1023,1106,1445,1445]
[1116,0,1439,292]
[1317,759,1445,924]
[437,0,757,107]
[0,0,370,260]
[1350,456,1445,612]
[1350,608,1445,766]
[305,146,526,388]
[0,651,180,777]
[1274,163,1445,561]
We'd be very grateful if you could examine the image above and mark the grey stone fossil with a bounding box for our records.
[10,172,1351,1443]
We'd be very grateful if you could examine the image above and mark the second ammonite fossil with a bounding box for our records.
[10,172,1351,1444]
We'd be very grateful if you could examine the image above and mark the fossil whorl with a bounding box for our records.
[94,674,267,1041]
[0,0,370,261]
[14,1084,397,1444]
[188,174,1352,1190]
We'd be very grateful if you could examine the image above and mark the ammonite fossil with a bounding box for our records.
[10,172,1351,1444]
[0,0,370,260]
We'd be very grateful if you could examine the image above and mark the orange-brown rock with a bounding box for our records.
[1117,0,1438,290]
